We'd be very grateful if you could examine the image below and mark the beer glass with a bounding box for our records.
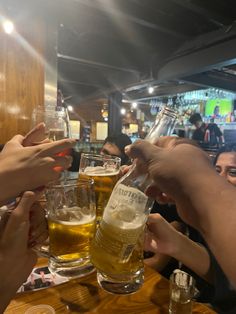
[45,179,96,278]
[169,269,196,314]
[79,153,121,221]
[91,226,145,294]
[31,106,69,141]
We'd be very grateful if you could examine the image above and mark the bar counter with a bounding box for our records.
[5,259,216,314]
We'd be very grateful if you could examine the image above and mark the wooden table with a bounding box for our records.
[5,260,216,314]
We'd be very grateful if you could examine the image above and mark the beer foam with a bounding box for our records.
[103,206,145,230]
[50,207,95,225]
[83,166,119,176]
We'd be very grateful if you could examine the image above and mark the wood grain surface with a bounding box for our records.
[5,260,216,314]
[0,15,45,144]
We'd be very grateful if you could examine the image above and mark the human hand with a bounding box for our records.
[0,137,75,203]
[125,137,214,228]
[0,192,40,312]
[144,214,183,256]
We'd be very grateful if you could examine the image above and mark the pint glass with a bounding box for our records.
[46,179,96,278]
[79,153,121,220]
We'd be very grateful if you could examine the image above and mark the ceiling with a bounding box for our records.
[2,0,236,104]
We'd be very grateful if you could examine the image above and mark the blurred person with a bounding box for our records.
[101,133,132,165]
[125,137,236,289]
[189,113,222,146]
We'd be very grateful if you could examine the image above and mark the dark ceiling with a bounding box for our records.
[56,0,236,104]
[1,0,236,103]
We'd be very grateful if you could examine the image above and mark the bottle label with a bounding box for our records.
[97,184,148,261]
[104,183,148,222]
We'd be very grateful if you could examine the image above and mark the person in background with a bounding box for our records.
[189,113,222,146]
[101,133,132,165]
[125,137,236,313]
[214,143,236,184]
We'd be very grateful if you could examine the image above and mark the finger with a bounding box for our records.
[37,138,76,156]
[125,140,161,163]
[22,123,46,146]
[4,192,37,231]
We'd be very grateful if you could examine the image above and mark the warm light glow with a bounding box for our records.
[131,102,137,109]
[3,20,14,34]
[120,108,126,115]
[148,86,154,94]
[68,105,73,112]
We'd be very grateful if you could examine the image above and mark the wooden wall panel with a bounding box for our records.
[0,18,45,143]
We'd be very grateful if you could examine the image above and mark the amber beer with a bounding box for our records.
[79,167,119,220]
[46,179,96,278]
[48,210,96,261]
[90,217,144,277]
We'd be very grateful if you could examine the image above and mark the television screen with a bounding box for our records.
[204,99,232,117]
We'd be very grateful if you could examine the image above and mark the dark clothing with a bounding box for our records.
[68,149,81,172]
[192,123,222,146]
[192,123,207,142]
[209,251,236,314]
[207,123,223,146]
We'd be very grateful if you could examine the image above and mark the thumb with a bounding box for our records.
[2,192,37,240]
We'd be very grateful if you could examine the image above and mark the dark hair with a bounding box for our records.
[189,113,202,125]
[214,143,236,165]
[103,133,132,165]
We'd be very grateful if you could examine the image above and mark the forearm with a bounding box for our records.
[178,170,236,287]
[172,232,212,282]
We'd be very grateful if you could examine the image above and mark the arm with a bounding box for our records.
[145,214,212,282]
[126,138,236,288]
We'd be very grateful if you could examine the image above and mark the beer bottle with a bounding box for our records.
[90,107,178,293]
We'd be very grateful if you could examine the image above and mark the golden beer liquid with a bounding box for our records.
[48,214,96,261]
[90,219,144,276]
[79,171,119,219]
[48,128,65,141]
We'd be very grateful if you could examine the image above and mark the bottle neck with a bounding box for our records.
[145,107,178,144]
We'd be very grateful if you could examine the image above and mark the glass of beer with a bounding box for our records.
[91,220,145,294]
[79,153,121,221]
[169,269,196,314]
[45,179,96,278]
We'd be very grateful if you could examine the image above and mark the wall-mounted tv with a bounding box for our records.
[204,99,232,117]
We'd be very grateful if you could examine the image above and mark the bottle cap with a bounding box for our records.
[24,304,55,314]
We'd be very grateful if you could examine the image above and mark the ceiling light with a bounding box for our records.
[148,86,154,94]
[120,108,126,115]
[3,20,14,34]
[131,102,137,109]
[67,105,73,112]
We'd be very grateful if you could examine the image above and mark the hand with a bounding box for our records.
[144,214,183,256]
[125,137,214,228]
[0,137,75,203]
[0,192,40,312]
